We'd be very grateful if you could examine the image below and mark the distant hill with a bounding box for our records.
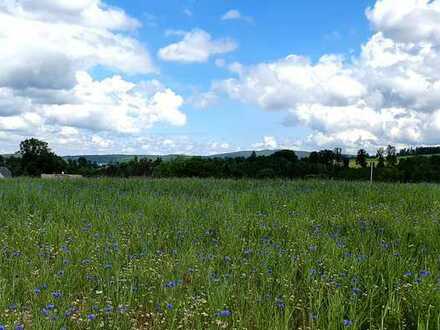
[62,149,311,165]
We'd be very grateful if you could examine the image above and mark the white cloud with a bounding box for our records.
[366,0,440,44]
[221,9,253,23]
[43,72,186,134]
[0,0,189,154]
[253,136,278,150]
[211,0,440,152]
[158,29,237,63]
[0,1,154,91]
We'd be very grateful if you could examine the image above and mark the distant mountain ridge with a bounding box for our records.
[62,149,311,165]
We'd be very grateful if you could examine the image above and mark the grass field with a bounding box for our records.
[0,178,439,329]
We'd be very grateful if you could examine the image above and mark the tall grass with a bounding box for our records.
[0,178,439,329]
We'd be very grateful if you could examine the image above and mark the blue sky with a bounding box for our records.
[108,0,375,151]
[1,0,440,155]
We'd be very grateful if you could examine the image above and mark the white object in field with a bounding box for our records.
[370,162,374,184]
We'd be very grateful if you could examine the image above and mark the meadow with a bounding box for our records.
[0,178,439,329]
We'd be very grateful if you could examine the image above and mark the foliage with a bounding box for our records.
[355,149,368,168]
[4,139,440,183]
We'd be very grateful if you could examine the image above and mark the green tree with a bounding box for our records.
[376,148,385,168]
[356,149,368,168]
[386,145,397,167]
[19,138,66,176]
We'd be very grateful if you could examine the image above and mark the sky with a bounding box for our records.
[1,0,440,155]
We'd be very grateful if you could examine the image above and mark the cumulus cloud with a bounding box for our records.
[0,0,189,154]
[158,29,237,63]
[212,0,440,152]
[253,136,278,150]
[43,72,186,134]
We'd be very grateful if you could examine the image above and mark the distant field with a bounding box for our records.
[349,153,440,168]
[0,178,439,329]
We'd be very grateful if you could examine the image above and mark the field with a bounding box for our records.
[0,179,439,329]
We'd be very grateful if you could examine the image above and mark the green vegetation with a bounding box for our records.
[0,178,439,329]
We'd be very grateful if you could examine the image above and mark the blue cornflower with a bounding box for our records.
[34,287,41,295]
[46,303,55,310]
[216,309,232,317]
[0,325,5,330]
[15,324,24,330]
[275,298,285,309]
[166,303,174,310]
[87,314,96,321]
[404,271,412,277]
[57,271,65,277]
[42,308,49,317]
[243,248,253,257]
[103,264,112,270]
[352,287,362,295]
[165,280,180,288]
[8,303,17,311]
[104,305,113,314]
[420,270,431,277]
[52,291,62,299]
[309,245,317,252]
[343,319,353,327]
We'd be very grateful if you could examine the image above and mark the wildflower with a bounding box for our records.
[42,308,49,317]
[34,288,41,295]
[0,325,5,330]
[243,248,253,257]
[46,303,55,310]
[216,309,232,317]
[352,287,362,295]
[15,324,24,330]
[8,303,17,311]
[404,271,412,277]
[165,280,180,288]
[275,298,285,309]
[166,303,174,310]
[57,271,65,277]
[87,314,96,321]
[309,313,318,321]
[103,305,113,314]
[52,291,62,299]
[420,270,430,277]
[343,319,353,327]
[309,245,317,252]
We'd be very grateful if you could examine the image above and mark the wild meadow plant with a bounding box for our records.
[0,178,439,329]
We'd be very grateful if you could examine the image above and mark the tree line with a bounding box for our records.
[1,138,440,183]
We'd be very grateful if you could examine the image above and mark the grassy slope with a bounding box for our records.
[0,178,439,329]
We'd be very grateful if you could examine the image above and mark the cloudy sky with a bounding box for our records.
[1,0,440,155]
